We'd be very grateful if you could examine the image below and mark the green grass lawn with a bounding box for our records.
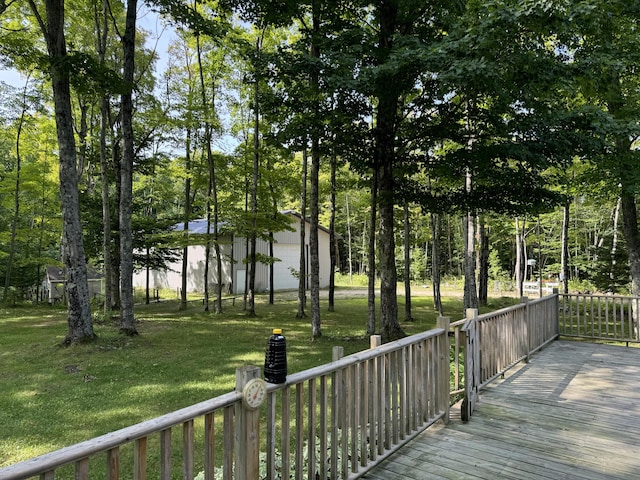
[0,289,517,468]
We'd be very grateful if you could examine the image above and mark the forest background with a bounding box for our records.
[1,0,639,344]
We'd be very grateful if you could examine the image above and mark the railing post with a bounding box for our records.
[370,335,382,349]
[235,366,261,480]
[436,317,450,424]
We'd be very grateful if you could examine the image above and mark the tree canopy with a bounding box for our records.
[1,0,639,342]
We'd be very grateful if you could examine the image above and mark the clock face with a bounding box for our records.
[242,378,267,410]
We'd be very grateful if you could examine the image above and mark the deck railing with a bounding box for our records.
[0,319,452,480]
[6,291,636,479]
[460,295,560,421]
[559,293,640,344]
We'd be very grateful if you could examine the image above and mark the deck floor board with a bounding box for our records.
[362,341,640,480]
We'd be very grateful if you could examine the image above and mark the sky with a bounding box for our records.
[1,4,174,89]
[2,5,239,153]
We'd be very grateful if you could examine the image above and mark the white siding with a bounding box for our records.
[133,212,331,295]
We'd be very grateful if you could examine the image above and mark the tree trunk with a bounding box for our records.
[477,217,489,306]
[367,170,377,335]
[99,95,113,316]
[118,0,137,336]
[297,149,308,318]
[377,159,403,342]
[328,152,337,312]
[309,141,321,339]
[403,202,413,321]
[29,0,95,344]
[345,193,353,284]
[620,193,640,297]
[268,163,277,306]
[374,0,405,342]
[430,212,443,315]
[248,40,260,318]
[180,128,193,310]
[561,201,570,293]
[463,168,478,310]
[96,0,112,317]
[4,78,27,298]
[110,134,121,310]
[308,0,322,339]
[610,197,621,292]
[515,217,523,297]
[196,31,222,314]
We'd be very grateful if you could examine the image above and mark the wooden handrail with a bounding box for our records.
[0,392,239,479]
[1,326,451,480]
[16,290,634,479]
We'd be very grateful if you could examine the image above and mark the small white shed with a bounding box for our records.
[42,266,103,303]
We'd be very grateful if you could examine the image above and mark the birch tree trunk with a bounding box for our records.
[610,197,621,292]
[463,169,478,310]
[561,201,570,293]
[515,217,523,297]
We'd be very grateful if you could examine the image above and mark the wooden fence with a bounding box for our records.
[460,295,560,421]
[6,291,635,480]
[559,293,640,345]
[0,319,451,480]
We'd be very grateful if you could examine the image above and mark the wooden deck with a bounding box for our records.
[362,340,640,480]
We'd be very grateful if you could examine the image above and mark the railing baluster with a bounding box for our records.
[330,369,339,479]
[134,437,146,480]
[376,353,384,456]
[183,420,194,480]
[294,384,303,480]
[106,447,119,480]
[159,429,171,480]
[360,360,368,467]
[75,458,89,480]
[223,406,233,480]
[307,379,317,480]
[350,364,358,474]
[204,414,214,480]
[319,376,328,480]
[265,393,276,480]
[341,365,349,478]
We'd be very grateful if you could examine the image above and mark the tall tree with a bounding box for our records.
[26,0,95,344]
[3,76,28,299]
[297,148,308,319]
[308,0,322,339]
[95,0,114,317]
[118,0,138,335]
[568,1,640,297]
[403,202,413,321]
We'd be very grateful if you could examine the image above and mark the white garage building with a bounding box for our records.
[133,210,332,295]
